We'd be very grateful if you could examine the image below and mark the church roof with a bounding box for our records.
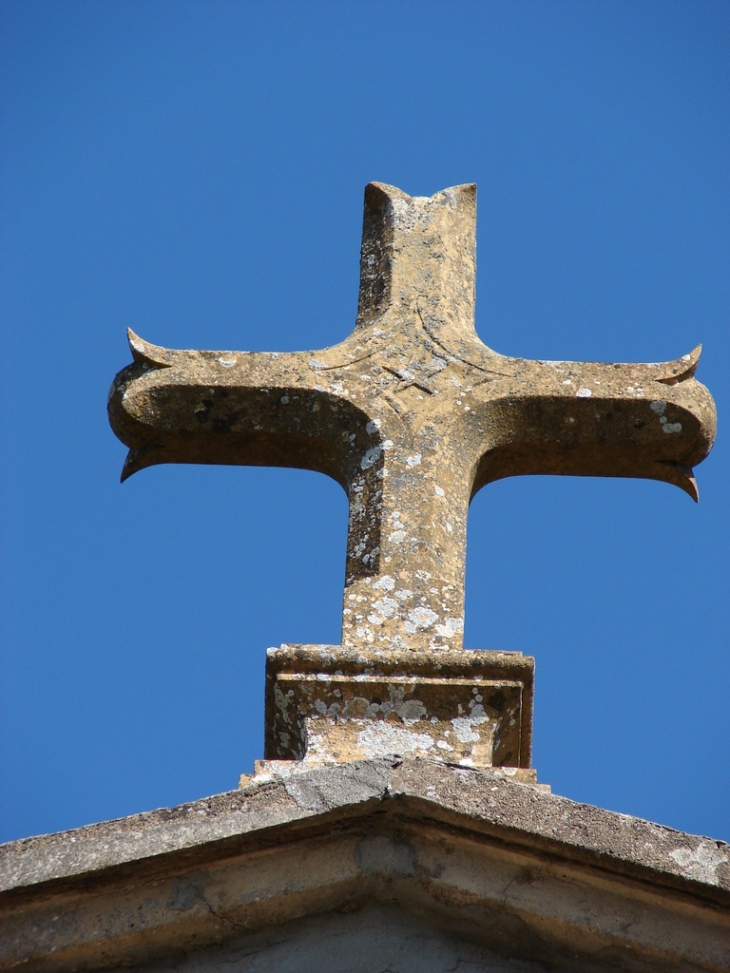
[2,758,728,971]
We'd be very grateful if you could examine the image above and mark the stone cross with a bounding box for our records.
[109,183,716,654]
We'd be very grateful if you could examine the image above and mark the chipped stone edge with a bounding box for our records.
[0,759,727,902]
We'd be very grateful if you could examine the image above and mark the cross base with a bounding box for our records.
[256,644,539,782]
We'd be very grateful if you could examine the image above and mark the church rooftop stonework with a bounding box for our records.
[1,760,729,972]
[1,183,723,972]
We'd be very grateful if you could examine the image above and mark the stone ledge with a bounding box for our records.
[1,759,727,901]
[248,759,544,789]
[1,760,729,973]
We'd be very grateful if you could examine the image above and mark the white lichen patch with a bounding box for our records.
[372,575,395,591]
[404,607,439,633]
[314,698,341,717]
[370,597,397,619]
[361,446,382,469]
[216,357,237,367]
[405,453,422,467]
[670,843,727,884]
[451,704,489,743]
[357,722,435,758]
[576,388,592,398]
[435,616,464,638]
[650,399,681,433]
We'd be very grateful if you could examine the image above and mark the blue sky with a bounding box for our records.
[1,0,728,844]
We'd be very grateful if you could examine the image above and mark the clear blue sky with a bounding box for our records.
[1,1,728,844]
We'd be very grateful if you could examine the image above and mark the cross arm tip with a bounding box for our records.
[120,447,158,483]
[661,463,700,502]
[364,181,476,207]
[126,329,172,369]
[365,182,410,202]
[119,449,138,483]
[655,344,702,385]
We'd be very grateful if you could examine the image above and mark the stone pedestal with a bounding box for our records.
[259,644,537,783]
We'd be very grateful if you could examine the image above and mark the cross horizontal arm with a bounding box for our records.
[465,346,716,502]
[108,330,382,487]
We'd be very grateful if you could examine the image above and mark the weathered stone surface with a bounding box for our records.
[263,643,534,772]
[108,183,717,655]
[97,188,724,968]
[1,760,728,972]
[114,906,554,972]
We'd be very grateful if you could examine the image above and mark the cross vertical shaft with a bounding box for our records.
[340,184,480,650]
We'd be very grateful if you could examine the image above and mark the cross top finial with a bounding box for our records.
[109,182,716,653]
[355,182,476,340]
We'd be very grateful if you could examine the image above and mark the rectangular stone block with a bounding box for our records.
[264,644,534,772]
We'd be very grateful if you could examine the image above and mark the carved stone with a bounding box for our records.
[108,183,716,774]
[260,644,536,779]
